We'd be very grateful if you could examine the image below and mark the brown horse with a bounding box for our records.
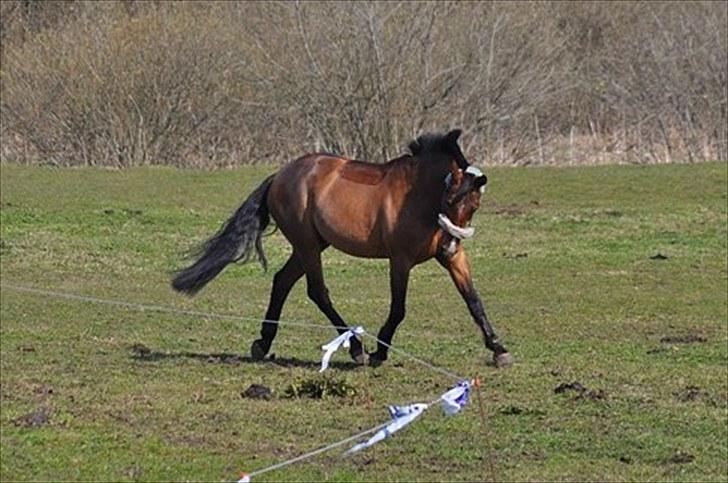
[172,129,513,368]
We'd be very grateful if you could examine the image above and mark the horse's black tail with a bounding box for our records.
[171,174,276,295]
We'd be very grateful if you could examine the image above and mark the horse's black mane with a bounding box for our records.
[407,130,468,168]
[407,132,450,156]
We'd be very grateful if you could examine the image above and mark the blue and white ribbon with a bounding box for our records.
[345,403,429,455]
[319,326,365,372]
[440,381,471,416]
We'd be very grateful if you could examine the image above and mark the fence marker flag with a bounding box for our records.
[320,326,365,372]
[345,403,428,455]
[440,381,472,416]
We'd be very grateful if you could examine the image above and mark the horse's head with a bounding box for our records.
[436,130,487,256]
[437,165,487,256]
[407,128,488,252]
[441,164,488,230]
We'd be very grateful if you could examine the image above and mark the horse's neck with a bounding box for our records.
[399,158,450,217]
[414,158,451,193]
[388,154,452,199]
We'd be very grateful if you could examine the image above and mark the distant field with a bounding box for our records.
[1,163,726,482]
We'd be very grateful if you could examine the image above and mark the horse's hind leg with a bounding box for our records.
[251,254,305,360]
[298,248,368,365]
[369,259,412,366]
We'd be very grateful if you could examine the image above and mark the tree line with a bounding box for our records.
[1,1,725,167]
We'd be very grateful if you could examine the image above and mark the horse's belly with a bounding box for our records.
[314,210,388,258]
[331,238,387,259]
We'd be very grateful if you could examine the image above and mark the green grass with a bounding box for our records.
[1,162,726,482]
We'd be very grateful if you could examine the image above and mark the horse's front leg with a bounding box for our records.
[369,260,411,366]
[436,250,513,368]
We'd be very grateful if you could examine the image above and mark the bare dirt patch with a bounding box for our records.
[12,407,52,428]
[660,335,707,344]
[554,382,606,401]
[240,384,272,400]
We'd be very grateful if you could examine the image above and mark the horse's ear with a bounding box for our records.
[446,129,469,169]
[445,129,462,144]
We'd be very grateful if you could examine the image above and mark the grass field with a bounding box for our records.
[1,162,726,482]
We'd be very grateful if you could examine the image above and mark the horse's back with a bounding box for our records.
[268,154,405,257]
[339,160,390,185]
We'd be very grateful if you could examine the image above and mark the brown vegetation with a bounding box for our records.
[1,1,726,167]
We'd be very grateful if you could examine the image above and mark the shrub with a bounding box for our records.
[1,1,725,166]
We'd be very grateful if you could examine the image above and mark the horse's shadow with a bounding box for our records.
[129,343,361,371]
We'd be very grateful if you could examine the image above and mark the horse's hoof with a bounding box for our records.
[368,351,387,367]
[250,339,268,361]
[351,351,369,366]
[494,352,514,368]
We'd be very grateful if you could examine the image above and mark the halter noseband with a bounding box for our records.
[438,213,475,240]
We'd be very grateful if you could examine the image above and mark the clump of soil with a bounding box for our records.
[240,384,272,400]
[12,406,52,427]
[284,376,357,399]
[554,381,606,400]
[130,343,151,357]
[502,252,528,259]
[554,382,586,394]
[660,335,707,344]
[500,405,525,415]
[673,385,708,403]
[667,450,695,464]
[499,405,546,417]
